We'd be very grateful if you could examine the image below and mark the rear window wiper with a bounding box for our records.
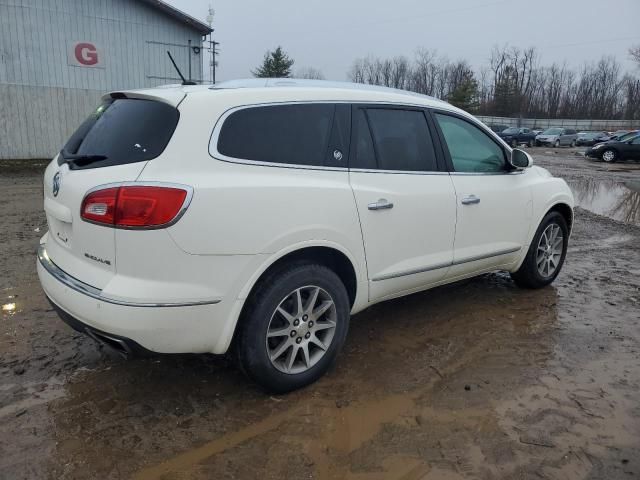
[58,149,108,167]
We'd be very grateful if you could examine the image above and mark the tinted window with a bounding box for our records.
[435,113,506,173]
[217,104,334,166]
[351,109,377,169]
[62,99,179,170]
[365,109,437,171]
[565,129,576,135]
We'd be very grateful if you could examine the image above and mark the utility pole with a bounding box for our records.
[206,5,220,84]
[188,39,192,82]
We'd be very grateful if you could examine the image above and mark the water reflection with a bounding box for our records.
[568,178,640,226]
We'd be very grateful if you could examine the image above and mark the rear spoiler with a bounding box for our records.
[102,89,187,108]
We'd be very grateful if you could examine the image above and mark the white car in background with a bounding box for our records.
[37,79,574,392]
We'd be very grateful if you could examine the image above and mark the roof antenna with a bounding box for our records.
[167,51,196,85]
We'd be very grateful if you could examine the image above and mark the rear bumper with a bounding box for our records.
[37,244,235,354]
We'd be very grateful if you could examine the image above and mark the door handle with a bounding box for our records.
[368,199,394,211]
[461,195,480,205]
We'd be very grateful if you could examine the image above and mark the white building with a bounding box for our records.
[0,0,211,159]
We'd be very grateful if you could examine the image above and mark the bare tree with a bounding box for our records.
[630,45,640,67]
[347,45,639,120]
[295,67,325,80]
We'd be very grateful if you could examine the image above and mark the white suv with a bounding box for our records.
[37,79,574,392]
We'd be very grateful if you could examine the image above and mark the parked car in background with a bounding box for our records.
[532,129,544,136]
[575,131,609,147]
[608,130,638,142]
[585,134,640,163]
[535,128,578,147]
[497,127,537,147]
[36,79,574,392]
[488,124,508,134]
[609,130,630,140]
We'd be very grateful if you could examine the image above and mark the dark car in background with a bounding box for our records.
[575,131,609,147]
[585,134,640,163]
[609,130,638,141]
[488,124,509,134]
[497,127,537,147]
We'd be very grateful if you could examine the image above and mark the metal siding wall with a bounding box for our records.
[0,0,205,159]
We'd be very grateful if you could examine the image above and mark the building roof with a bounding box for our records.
[138,0,212,35]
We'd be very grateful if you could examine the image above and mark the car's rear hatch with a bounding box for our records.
[42,91,182,289]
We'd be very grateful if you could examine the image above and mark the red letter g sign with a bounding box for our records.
[75,43,98,66]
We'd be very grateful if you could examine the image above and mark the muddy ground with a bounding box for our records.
[1,150,639,480]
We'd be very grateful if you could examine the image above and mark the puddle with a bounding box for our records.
[568,179,640,226]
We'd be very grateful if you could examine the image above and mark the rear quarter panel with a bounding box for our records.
[136,90,369,310]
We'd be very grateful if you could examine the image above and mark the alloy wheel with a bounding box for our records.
[536,223,563,278]
[266,286,337,374]
[602,150,616,162]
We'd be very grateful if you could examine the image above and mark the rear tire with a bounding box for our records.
[236,262,350,393]
[601,149,617,163]
[511,211,568,289]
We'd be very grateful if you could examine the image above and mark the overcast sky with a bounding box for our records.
[167,0,640,82]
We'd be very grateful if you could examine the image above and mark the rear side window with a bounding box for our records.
[62,98,179,170]
[354,108,437,172]
[217,104,334,166]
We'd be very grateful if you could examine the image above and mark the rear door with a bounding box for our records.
[349,105,457,301]
[43,97,180,288]
[432,111,532,279]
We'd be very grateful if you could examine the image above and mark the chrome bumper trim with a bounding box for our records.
[38,245,221,308]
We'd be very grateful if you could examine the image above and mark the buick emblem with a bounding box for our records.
[52,172,61,197]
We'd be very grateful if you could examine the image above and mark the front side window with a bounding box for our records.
[217,104,334,166]
[358,108,437,172]
[435,113,506,173]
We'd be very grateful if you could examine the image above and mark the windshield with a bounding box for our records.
[542,128,563,135]
[61,98,179,170]
[502,128,519,134]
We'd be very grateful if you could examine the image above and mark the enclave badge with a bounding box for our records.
[52,172,61,197]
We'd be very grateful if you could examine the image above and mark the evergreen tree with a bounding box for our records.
[252,46,294,78]
[448,75,480,112]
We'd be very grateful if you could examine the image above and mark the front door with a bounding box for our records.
[432,112,533,280]
[349,106,457,302]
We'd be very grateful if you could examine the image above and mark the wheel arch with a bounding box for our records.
[218,243,364,354]
[547,202,574,235]
[243,245,360,308]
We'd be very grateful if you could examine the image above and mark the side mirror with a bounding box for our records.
[509,148,533,169]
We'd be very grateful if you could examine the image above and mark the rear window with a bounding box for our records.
[365,108,438,172]
[61,98,179,170]
[217,104,334,166]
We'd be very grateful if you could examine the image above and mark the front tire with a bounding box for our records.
[527,139,534,148]
[511,139,518,148]
[236,262,350,393]
[554,140,560,148]
[511,211,568,289]
[601,149,617,163]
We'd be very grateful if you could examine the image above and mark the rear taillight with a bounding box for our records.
[81,184,190,228]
